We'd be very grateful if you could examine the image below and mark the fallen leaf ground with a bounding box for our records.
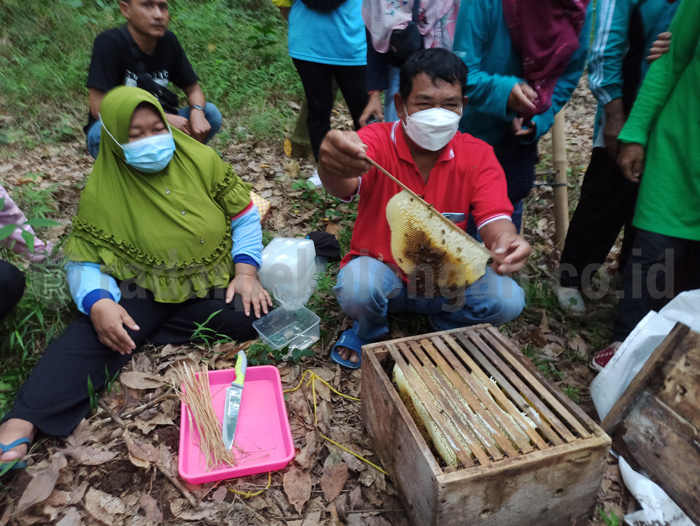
[1,77,636,525]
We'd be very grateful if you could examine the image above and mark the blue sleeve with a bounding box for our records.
[529,0,594,142]
[65,261,121,315]
[231,205,263,269]
[367,30,391,92]
[453,0,522,122]
[588,0,637,106]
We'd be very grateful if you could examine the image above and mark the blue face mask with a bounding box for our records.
[102,119,176,173]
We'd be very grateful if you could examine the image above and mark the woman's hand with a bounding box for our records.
[359,92,384,127]
[648,32,672,63]
[507,83,538,113]
[90,299,140,355]
[618,143,645,183]
[227,264,272,318]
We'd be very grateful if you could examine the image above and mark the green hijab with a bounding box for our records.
[66,87,252,303]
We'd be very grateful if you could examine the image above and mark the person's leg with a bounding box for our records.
[612,229,688,342]
[86,120,102,159]
[559,148,639,289]
[293,59,335,161]
[510,200,524,234]
[178,104,223,144]
[333,257,406,361]
[0,286,178,458]
[430,267,526,330]
[383,67,401,123]
[0,260,26,323]
[146,291,257,346]
[333,64,370,131]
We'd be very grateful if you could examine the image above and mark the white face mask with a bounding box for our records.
[402,105,462,151]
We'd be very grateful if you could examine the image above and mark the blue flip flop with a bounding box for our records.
[0,438,31,473]
[331,328,371,370]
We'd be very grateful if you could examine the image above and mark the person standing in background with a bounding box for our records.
[453,0,592,234]
[554,0,679,321]
[359,0,462,126]
[591,0,700,371]
[274,0,368,162]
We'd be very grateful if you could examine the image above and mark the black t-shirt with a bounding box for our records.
[85,27,199,131]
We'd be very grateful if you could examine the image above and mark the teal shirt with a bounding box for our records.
[288,0,367,66]
[589,0,680,148]
[453,0,592,148]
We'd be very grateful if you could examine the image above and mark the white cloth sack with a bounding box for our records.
[591,289,700,421]
[619,457,695,526]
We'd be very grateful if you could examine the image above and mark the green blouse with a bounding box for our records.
[618,0,700,241]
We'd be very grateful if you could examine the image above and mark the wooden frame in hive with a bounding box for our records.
[361,325,611,526]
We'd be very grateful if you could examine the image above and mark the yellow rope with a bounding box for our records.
[229,369,387,499]
[283,370,387,475]
[228,471,272,498]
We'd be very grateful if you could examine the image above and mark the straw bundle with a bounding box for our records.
[174,364,237,471]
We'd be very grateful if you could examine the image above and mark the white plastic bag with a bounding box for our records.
[591,289,700,421]
[619,457,695,526]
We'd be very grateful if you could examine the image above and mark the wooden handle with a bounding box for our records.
[365,155,491,257]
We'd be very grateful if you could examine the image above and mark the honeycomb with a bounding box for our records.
[385,191,490,296]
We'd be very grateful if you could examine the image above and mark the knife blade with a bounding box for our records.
[222,350,247,450]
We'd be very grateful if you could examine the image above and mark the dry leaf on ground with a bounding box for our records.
[17,454,67,512]
[283,466,312,513]
[124,429,159,469]
[321,462,349,503]
[119,372,165,390]
[56,507,81,526]
[62,446,117,466]
[84,488,126,525]
[140,493,163,523]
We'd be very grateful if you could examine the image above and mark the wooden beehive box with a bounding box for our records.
[361,325,611,526]
[603,323,700,523]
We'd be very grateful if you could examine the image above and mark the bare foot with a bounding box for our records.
[336,346,359,364]
[0,419,36,462]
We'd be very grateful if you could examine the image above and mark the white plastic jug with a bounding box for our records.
[258,238,317,304]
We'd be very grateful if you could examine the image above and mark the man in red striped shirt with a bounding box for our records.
[319,49,530,368]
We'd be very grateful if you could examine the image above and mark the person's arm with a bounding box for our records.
[618,0,700,181]
[619,0,699,147]
[227,205,271,317]
[182,83,210,143]
[88,89,107,121]
[527,1,594,143]
[360,33,392,126]
[86,32,124,117]
[452,0,524,122]
[318,130,370,199]
[0,186,50,260]
[231,205,263,269]
[589,0,637,106]
[479,219,530,275]
[470,147,530,274]
[65,261,122,315]
[587,0,637,156]
[66,261,139,354]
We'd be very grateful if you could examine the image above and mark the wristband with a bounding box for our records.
[191,104,205,112]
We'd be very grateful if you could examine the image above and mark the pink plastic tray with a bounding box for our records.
[178,365,294,484]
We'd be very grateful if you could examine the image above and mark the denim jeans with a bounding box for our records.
[86,102,223,159]
[383,66,401,123]
[333,256,526,341]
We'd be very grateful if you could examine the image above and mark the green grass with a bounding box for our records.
[0,0,303,146]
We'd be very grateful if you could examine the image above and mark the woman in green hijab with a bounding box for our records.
[0,87,271,468]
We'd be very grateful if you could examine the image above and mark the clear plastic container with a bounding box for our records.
[258,238,317,305]
[253,302,320,358]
